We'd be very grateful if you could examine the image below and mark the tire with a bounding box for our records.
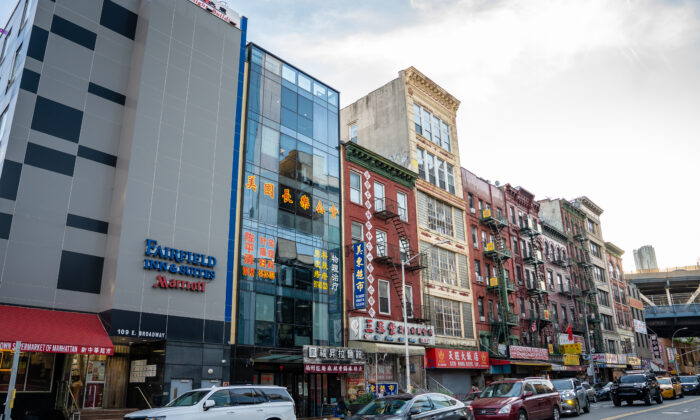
[644,392,652,406]
[518,409,528,420]
[551,406,560,420]
[583,398,590,413]
[613,397,621,407]
[574,401,581,417]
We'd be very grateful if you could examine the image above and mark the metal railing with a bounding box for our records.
[645,303,700,315]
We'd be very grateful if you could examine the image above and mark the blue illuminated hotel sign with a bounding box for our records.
[144,239,216,293]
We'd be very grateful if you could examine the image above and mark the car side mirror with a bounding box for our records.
[203,399,215,410]
[576,386,582,390]
[524,391,534,398]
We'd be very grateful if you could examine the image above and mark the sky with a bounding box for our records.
[2,0,699,271]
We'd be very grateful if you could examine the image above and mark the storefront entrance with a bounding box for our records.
[252,369,341,417]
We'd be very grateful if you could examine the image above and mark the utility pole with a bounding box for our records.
[2,341,21,420]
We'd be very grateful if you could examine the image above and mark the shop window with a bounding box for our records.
[0,352,54,393]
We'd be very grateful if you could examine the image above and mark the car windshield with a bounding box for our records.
[658,378,671,385]
[480,382,522,398]
[620,375,645,384]
[551,380,573,390]
[357,398,409,415]
[680,376,698,383]
[166,390,210,406]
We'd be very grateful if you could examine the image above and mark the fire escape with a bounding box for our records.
[373,197,425,319]
[480,209,517,355]
[520,218,552,348]
[574,231,604,353]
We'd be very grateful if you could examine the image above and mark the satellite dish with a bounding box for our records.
[495,180,501,186]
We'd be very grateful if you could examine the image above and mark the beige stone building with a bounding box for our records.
[341,67,477,392]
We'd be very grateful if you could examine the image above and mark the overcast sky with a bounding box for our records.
[3,0,699,271]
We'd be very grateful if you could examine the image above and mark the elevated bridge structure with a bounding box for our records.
[627,266,700,337]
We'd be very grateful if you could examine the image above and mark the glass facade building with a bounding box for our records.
[235,43,341,348]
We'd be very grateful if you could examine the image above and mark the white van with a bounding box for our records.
[124,385,296,420]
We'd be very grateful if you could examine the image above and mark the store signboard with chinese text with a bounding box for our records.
[563,354,580,366]
[348,316,435,345]
[369,383,398,396]
[509,345,549,361]
[633,319,647,334]
[425,348,489,369]
[303,345,365,364]
[560,343,582,354]
[353,243,366,308]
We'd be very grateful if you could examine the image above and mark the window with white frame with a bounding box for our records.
[397,191,408,221]
[376,230,387,257]
[423,244,457,286]
[351,221,363,243]
[378,280,390,315]
[593,266,604,282]
[471,226,478,248]
[425,195,454,236]
[374,181,385,211]
[416,147,455,194]
[349,171,361,204]
[349,124,357,143]
[478,297,485,321]
[414,103,452,151]
[432,296,461,336]
[405,285,413,317]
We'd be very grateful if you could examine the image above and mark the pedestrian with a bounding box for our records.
[336,397,348,418]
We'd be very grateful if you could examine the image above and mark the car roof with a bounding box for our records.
[189,385,288,392]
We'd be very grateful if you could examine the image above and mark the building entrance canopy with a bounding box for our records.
[0,305,113,355]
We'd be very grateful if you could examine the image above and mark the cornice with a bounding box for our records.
[344,142,418,189]
[541,222,568,243]
[573,196,604,216]
[503,184,540,213]
[605,242,625,257]
[404,66,460,114]
[562,200,586,220]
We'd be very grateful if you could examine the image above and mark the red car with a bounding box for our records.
[470,378,562,420]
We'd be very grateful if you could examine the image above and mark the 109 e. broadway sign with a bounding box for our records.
[144,239,217,293]
[349,317,435,345]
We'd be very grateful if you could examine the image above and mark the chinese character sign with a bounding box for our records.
[241,231,276,280]
[329,251,340,294]
[425,348,489,369]
[353,243,366,309]
[314,248,329,290]
[369,383,399,396]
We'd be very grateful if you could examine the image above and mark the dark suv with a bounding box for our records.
[611,373,663,406]
[471,378,562,420]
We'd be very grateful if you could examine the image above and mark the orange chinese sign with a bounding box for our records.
[241,231,276,280]
[245,175,257,191]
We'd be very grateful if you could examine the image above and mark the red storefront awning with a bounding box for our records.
[0,305,114,355]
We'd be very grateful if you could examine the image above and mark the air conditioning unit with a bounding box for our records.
[470,208,476,214]
[477,275,483,282]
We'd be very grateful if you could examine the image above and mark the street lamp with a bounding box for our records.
[672,327,689,374]
[401,239,449,393]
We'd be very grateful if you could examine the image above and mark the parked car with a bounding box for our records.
[580,382,596,403]
[124,385,296,420]
[611,373,663,406]
[657,377,684,399]
[550,378,590,416]
[593,382,612,401]
[470,378,562,420]
[679,375,700,395]
[348,393,473,420]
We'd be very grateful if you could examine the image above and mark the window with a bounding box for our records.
[587,219,596,234]
[349,172,361,204]
[590,242,601,258]
[598,290,610,307]
[230,388,264,405]
[405,285,413,317]
[468,193,475,211]
[519,298,526,316]
[433,296,462,336]
[374,181,385,211]
[416,147,455,194]
[593,266,604,282]
[20,0,30,30]
[602,314,614,331]
[425,195,454,236]
[351,221,363,243]
[376,230,387,257]
[552,305,558,322]
[208,389,233,407]
[512,238,518,255]
[481,232,487,249]
[613,285,620,303]
[349,124,357,143]
[607,339,616,352]
[423,244,457,285]
[562,304,568,323]
[472,227,478,248]
[378,280,390,315]
[547,270,554,286]
[0,106,8,141]
[557,274,563,287]
[478,297,485,321]
[414,103,451,152]
[474,260,482,280]
[397,191,408,221]
[510,206,516,223]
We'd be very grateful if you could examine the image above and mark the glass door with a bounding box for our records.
[83,355,107,408]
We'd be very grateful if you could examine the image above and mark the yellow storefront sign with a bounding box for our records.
[560,343,582,354]
[489,277,498,287]
[564,354,580,366]
[627,356,641,366]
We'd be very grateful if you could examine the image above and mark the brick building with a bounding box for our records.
[341,141,427,391]
[606,242,635,357]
